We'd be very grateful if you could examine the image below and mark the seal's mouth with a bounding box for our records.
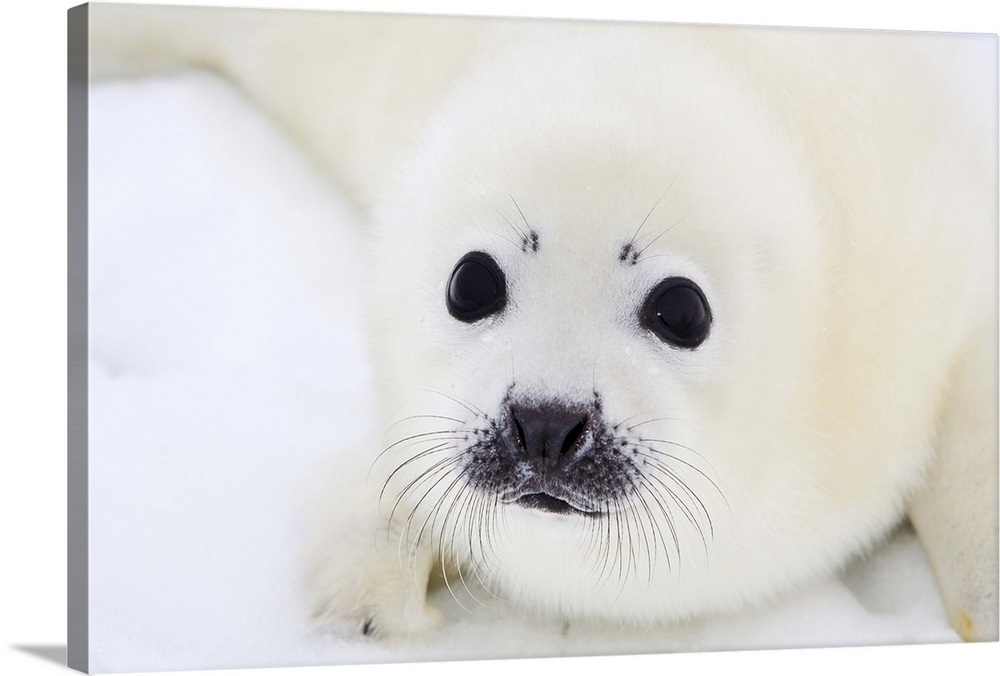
[514,492,602,517]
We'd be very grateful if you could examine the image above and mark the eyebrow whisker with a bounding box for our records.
[496,208,527,241]
[627,171,679,249]
[635,212,692,258]
[509,195,539,252]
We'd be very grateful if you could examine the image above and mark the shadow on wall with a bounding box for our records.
[11,645,66,667]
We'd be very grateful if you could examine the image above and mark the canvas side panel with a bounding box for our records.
[67,3,89,673]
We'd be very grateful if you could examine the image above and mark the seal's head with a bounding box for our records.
[366,34,920,624]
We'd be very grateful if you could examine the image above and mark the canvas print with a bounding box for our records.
[68,3,998,673]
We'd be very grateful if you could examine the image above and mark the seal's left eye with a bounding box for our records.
[447,251,507,322]
[642,277,712,348]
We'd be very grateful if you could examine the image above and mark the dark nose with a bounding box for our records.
[508,402,591,466]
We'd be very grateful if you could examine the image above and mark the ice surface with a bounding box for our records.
[86,72,959,673]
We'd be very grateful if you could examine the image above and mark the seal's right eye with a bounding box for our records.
[446,251,507,322]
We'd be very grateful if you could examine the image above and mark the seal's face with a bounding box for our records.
[367,38,846,622]
[448,250,713,521]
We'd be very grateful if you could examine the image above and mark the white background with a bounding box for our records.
[0,1,997,675]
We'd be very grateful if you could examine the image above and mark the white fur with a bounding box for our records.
[90,6,998,642]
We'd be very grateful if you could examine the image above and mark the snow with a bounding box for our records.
[86,71,959,674]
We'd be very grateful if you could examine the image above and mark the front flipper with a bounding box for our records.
[908,329,998,642]
[306,457,441,640]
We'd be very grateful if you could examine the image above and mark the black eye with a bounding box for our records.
[446,251,507,322]
[641,277,711,348]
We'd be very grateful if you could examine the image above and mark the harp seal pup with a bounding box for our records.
[89,7,999,642]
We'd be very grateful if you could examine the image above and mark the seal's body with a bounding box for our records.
[91,6,999,642]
